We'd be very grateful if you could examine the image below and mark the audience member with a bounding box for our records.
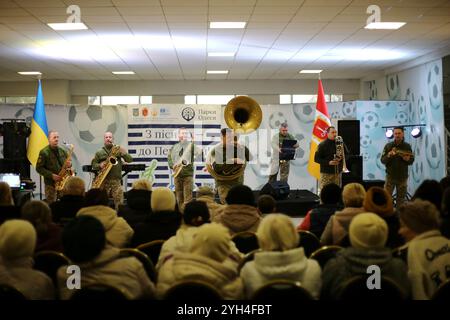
[320,183,366,245]
[411,179,442,211]
[84,188,109,207]
[257,194,277,215]
[398,199,450,299]
[441,187,450,238]
[213,185,261,235]
[298,183,342,238]
[50,176,85,223]
[157,223,243,299]
[241,214,322,299]
[196,186,224,220]
[118,179,152,228]
[21,200,63,252]
[0,181,20,224]
[439,176,450,192]
[321,213,410,300]
[57,215,154,299]
[0,220,54,299]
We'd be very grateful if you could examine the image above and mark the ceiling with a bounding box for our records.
[0,0,449,81]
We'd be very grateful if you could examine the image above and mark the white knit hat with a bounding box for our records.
[0,220,37,260]
[151,187,176,212]
[349,213,388,250]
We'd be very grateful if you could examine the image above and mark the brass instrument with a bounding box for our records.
[206,96,261,180]
[335,136,350,175]
[172,131,194,179]
[391,147,413,157]
[55,144,75,192]
[92,145,121,188]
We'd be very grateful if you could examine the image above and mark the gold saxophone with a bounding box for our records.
[55,144,74,192]
[335,136,350,175]
[92,145,121,188]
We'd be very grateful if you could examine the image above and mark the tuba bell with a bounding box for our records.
[206,96,262,180]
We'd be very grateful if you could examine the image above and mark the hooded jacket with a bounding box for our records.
[118,189,152,227]
[321,247,410,300]
[196,195,225,221]
[320,207,365,245]
[305,204,342,238]
[240,247,322,299]
[156,251,243,299]
[77,205,133,248]
[213,204,261,235]
[57,247,154,300]
[50,195,85,223]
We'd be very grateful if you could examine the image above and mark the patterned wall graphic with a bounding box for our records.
[364,58,445,193]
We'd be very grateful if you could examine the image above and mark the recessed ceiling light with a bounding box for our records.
[18,71,42,75]
[209,22,246,29]
[112,71,135,75]
[207,70,229,74]
[299,70,322,74]
[365,22,406,30]
[208,52,235,57]
[47,22,88,31]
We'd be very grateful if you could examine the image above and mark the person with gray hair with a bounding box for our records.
[269,122,298,183]
[50,176,86,223]
[397,199,450,299]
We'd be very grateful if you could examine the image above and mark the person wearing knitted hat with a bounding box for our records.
[57,215,154,300]
[131,187,181,247]
[196,185,225,221]
[397,199,450,299]
[0,220,55,299]
[363,186,403,248]
[321,213,410,300]
[321,183,366,246]
[241,214,322,299]
[157,223,243,299]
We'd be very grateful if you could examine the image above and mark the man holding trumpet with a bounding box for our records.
[381,127,414,207]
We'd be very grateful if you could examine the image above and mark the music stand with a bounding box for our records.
[280,139,296,161]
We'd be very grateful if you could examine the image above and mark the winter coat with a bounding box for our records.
[35,222,63,253]
[50,195,85,223]
[404,230,450,300]
[0,205,20,225]
[240,247,322,299]
[213,204,261,235]
[130,210,181,247]
[0,256,54,300]
[320,207,365,245]
[299,204,341,238]
[196,195,225,221]
[57,247,154,300]
[118,189,152,228]
[77,205,134,248]
[321,247,410,300]
[156,251,243,299]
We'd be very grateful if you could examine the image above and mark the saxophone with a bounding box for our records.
[92,145,121,188]
[335,136,349,174]
[55,144,74,192]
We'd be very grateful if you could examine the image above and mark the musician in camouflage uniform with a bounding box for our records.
[269,123,299,183]
[314,126,342,191]
[36,131,69,203]
[91,132,133,210]
[381,127,414,207]
[167,128,201,212]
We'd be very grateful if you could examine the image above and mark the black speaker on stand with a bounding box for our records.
[0,120,31,178]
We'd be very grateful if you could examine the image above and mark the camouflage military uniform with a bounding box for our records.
[92,145,133,210]
[168,141,200,211]
[36,145,68,203]
[269,132,296,183]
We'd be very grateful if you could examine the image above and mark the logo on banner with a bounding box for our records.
[132,108,139,117]
[181,107,195,121]
[142,107,149,117]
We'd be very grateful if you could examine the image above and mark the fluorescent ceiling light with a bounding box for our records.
[47,23,88,30]
[208,52,235,57]
[299,70,322,74]
[207,70,229,74]
[365,22,406,30]
[112,71,135,75]
[18,71,42,75]
[209,22,246,29]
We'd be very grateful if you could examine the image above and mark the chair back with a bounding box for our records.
[237,249,262,273]
[164,280,222,301]
[232,231,259,254]
[338,276,406,300]
[120,248,157,282]
[33,250,71,285]
[70,284,128,300]
[136,240,165,265]
[297,230,322,257]
[0,284,27,300]
[432,279,450,301]
[309,246,343,269]
[252,280,314,301]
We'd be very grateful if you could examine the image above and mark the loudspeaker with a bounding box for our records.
[337,120,360,156]
[260,181,290,200]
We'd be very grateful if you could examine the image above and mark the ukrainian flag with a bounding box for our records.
[27,79,49,167]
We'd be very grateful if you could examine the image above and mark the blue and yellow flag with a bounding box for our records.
[27,79,49,167]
